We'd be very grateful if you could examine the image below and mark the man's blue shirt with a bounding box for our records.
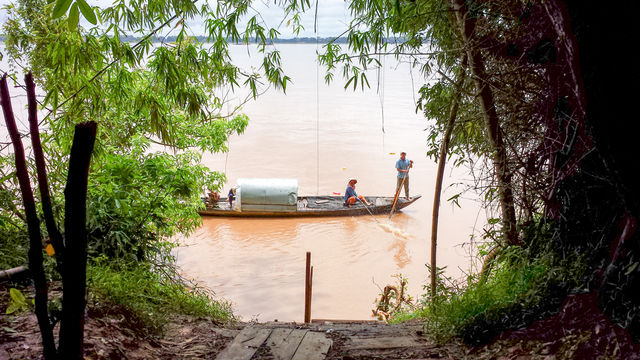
[396,158,411,178]
[344,186,357,202]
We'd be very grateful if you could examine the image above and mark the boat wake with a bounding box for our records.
[377,222,411,239]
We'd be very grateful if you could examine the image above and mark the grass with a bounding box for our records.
[86,261,235,336]
[394,247,585,345]
[0,223,234,336]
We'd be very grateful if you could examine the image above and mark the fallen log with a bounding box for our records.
[0,266,30,282]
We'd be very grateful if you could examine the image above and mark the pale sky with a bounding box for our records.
[0,0,352,38]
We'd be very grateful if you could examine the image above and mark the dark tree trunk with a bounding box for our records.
[430,54,467,304]
[556,0,640,338]
[450,0,520,246]
[25,73,64,271]
[58,121,97,359]
[0,74,57,359]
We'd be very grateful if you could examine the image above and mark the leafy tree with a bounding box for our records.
[1,0,309,357]
[317,0,640,342]
[0,0,303,258]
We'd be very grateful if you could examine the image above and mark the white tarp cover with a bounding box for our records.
[237,178,298,212]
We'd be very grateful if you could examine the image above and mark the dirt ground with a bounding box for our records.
[2,284,639,359]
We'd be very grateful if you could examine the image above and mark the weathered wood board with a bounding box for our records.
[291,331,332,360]
[266,328,308,360]
[215,326,272,360]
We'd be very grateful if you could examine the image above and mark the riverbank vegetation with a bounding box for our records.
[325,0,639,348]
[395,221,586,342]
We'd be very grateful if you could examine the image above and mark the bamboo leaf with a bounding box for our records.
[68,3,79,30]
[52,0,73,19]
[344,76,354,89]
[76,0,97,25]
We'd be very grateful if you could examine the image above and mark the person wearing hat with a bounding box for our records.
[396,152,413,199]
[344,178,371,206]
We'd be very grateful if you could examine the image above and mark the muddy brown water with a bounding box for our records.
[0,42,484,323]
[174,44,485,322]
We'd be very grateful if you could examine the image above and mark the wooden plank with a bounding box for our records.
[346,336,425,350]
[267,328,308,360]
[311,319,381,324]
[291,331,332,360]
[215,327,272,360]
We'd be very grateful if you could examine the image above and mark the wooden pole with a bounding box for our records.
[304,252,312,323]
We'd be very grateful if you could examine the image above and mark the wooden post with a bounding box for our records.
[304,252,313,323]
[58,122,97,359]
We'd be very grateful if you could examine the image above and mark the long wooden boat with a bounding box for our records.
[199,195,421,217]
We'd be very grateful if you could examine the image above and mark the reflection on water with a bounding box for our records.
[175,44,484,322]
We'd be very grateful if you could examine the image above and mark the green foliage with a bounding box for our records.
[396,218,586,344]
[5,288,31,314]
[0,224,28,270]
[0,0,285,266]
[86,260,234,335]
[405,252,580,343]
[421,264,460,307]
[1,1,308,338]
[86,151,224,260]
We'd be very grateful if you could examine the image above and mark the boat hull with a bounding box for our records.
[198,195,421,217]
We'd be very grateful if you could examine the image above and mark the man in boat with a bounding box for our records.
[396,152,413,199]
[228,188,236,208]
[344,178,372,206]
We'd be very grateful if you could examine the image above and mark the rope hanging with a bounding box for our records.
[315,0,320,195]
[378,54,386,134]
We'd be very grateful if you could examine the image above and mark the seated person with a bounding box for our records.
[344,178,371,206]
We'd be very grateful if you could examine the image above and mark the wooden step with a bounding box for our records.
[216,326,332,360]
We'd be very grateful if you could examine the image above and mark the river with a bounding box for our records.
[174,44,485,322]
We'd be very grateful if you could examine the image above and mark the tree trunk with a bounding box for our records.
[557,0,640,336]
[58,122,97,359]
[430,54,467,305]
[449,0,519,246]
[25,73,64,271]
[0,74,57,360]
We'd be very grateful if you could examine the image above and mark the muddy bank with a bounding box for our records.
[2,285,639,359]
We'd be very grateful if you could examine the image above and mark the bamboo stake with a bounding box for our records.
[304,252,312,323]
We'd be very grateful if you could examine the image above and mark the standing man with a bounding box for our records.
[396,152,413,199]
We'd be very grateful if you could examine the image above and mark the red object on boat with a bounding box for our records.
[332,192,341,195]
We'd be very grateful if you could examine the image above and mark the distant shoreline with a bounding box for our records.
[0,35,349,44]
